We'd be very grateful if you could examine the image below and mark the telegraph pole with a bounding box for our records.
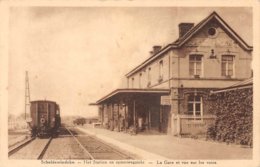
[25,71,31,121]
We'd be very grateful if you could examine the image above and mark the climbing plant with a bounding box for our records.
[207,87,253,146]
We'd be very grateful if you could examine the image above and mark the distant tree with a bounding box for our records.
[8,113,15,121]
[17,112,30,120]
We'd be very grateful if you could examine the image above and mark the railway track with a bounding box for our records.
[9,137,52,159]
[8,137,35,157]
[66,127,133,159]
[9,126,135,159]
[66,127,95,159]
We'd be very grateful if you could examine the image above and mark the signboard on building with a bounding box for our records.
[161,96,171,105]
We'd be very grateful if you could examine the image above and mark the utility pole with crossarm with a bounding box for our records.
[25,71,31,122]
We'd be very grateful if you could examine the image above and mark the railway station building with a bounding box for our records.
[94,11,252,136]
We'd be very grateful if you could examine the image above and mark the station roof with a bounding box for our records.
[93,88,170,105]
[211,78,253,94]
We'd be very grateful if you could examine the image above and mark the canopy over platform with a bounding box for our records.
[94,88,170,105]
[211,78,253,94]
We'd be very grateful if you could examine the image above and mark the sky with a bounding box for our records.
[8,7,252,117]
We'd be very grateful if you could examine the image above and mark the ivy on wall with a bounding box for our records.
[207,87,253,146]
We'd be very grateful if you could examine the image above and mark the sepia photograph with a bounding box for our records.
[0,1,259,167]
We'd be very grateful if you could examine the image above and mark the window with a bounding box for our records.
[56,109,60,115]
[139,73,142,88]
[208,27,217,37]
[188,95,202,116]
[159,60,163,82]
[147,67,151,87]
[131,77,134,88]
[189,54,202,76]
[222,55,234,77]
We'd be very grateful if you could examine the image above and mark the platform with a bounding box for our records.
[77,125,252,160]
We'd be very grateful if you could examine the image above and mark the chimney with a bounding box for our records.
[179,23,194,38]
[152,45,162,55]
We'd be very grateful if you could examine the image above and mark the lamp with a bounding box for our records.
[209,49,217,59]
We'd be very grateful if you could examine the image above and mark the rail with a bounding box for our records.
[66,127,133,159]
[89,133,132,159]
[66,127,95,159]
[37,137,53,159]
[8,137,35,157]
